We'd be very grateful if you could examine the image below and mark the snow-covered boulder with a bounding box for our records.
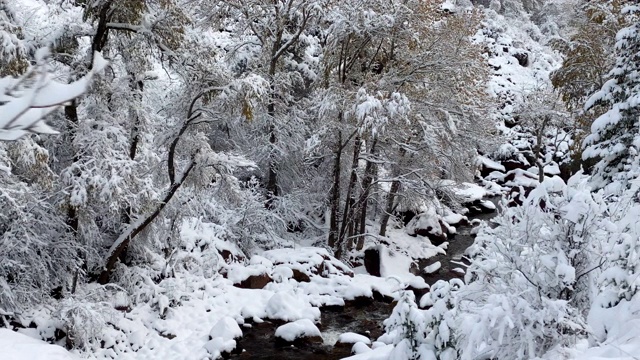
[406,213,449,245]
[351,341,372,354]
[274,319,322,344]
[204,337,237,359]
[226,261,273,289]
[262,247,353,279]
[205,317,243,358]
[478,155,506,178]
[423,261,442,274]
[265,291,321,322]
[209,317,242,341]
[337,332,371,346]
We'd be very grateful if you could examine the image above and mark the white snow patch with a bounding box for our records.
[338,332,371,345]
[265,291,321,322]
[0,329,77,360]
[209,317,242,341]
[275,319,321,342]
[423,262,442,274]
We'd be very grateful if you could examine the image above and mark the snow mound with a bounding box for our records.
[209,317,242,341]
[265,291,321,322]
[274,319,321,342]
[338,332,371,345]
[203,337,237,359]
[262,247,354,278]
[0,329,77,360]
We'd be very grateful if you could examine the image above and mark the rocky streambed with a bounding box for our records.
[228,196,500,360]
[231,301,394,359]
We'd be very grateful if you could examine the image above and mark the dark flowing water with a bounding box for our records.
[231,197,499,359]
[420,197,500,285]
[231,301,394,359]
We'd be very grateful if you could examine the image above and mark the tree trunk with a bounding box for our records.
[98,160,196,284]
[266,62,277,200]
[328,128,343,248]
[379,179,401,237]
[67,1,112,288]
[536,127,545,184]
[335,136,361,259]
[355,137,378,251]
[379,141,409,237]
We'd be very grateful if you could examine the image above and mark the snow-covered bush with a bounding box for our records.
[381,291,425,360]
[457,175,610,359]
[55,285,119,349]
[379,280,462,360]
[588,180,640,343]
[419,280,462,360]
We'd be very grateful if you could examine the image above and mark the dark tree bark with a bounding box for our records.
[328,129,343,248]
[379,141,409,237]
[379,179,401,237]
[355,137,378,251]
[335,136,361,259]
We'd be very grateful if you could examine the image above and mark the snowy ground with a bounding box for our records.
[6,247,427,360]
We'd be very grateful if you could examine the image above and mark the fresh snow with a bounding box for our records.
[423,261,442,274]
[209,316,242,341]
[274,319,321,342]
[338,332,371,345]
[0,329,76,360]
[478,155,506,172]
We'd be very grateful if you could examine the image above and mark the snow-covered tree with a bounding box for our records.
[457,175,609,359]
[582,5,640,189]
[551,0,628,175]
[512,85,572,182]
[0,52,105,140]
[379,280,462,360]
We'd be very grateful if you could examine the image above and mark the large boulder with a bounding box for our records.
[236,273,273,289]
[363,247,381,277]
[407,214,449,246]
[262,247,354,279]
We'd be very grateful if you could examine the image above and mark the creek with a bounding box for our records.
[229,197,500,359]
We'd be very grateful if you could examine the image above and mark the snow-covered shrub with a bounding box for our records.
[55,285,119,349]
[0,140,84,314]
[379,280,462,360]
[588,180,640,342]
[419,280,462,360]
[457,175,609,359]
[381,291,425,360]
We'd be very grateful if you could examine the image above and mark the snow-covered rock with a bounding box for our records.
[423,261,442,274]
[352,341,372,354]
[265,291,321,322]
[274,319,321,343]
[337,332,371,345]
[209,316,242,341]
[204,337,237,359]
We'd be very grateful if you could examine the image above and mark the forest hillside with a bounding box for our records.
[1,0,639,359]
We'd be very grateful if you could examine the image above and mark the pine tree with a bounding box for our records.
[583,5,640,189]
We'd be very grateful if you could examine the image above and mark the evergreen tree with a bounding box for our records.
[583,5,640,189]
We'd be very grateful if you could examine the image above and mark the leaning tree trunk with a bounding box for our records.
[98,160,196,284]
